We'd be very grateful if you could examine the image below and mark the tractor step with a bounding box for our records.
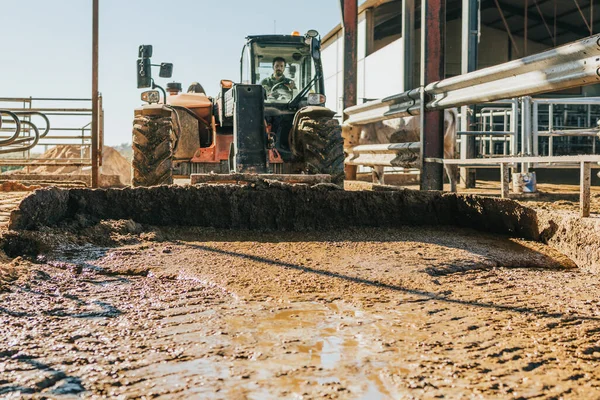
[190,173,332,185]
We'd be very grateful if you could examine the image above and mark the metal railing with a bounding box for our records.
[0,110,51,154]
[532,97,600,157]
[344,34,600,180]
[346,35,600,126]
[0,97,103,176]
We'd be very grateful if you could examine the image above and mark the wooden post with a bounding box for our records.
[580,161,591,217]
[501,163,510,198]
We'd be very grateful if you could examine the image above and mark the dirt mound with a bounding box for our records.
[4,145,131,186]
[0,181,41,192]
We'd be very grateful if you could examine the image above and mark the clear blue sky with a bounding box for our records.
[0,0,346,146]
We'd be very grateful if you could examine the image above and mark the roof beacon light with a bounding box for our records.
[291,31,301,36]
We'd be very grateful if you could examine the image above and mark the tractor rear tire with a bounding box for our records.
[132,114,174,187]
[297,116,345,185]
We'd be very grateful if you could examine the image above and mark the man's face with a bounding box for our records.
[273,61,285,77]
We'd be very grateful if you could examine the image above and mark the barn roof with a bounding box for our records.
[325,0,598,48]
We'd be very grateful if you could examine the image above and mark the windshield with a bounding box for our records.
[252,42,316,104]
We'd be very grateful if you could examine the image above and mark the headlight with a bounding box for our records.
[307,93,326,105]
[141,90,160,104]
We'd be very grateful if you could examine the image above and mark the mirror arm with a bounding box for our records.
[151,79,167,104]
[288,73,321,109]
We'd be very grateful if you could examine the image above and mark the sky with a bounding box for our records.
[0,0,347,146]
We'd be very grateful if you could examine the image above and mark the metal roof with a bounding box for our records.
[326,0,597,48]
[473,0,597,47]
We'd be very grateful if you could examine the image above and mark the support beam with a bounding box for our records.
[533,0,555,45]
[402,0,415,91]
[493,0,521,56]
[341,0,358,181]
[485,0,553,26]
[420,0,445,191]
[91,0,99,188]
[506,1,593,38]
[572,0,592,33]
[460,0,479,188]
[501,163,510,198]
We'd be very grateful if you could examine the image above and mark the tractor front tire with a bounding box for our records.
[132,114,174,187]
[297,116,345,185]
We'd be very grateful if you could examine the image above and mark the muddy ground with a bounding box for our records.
[350,178,600,215]
[1,181,600,399]
[2,219,600,399]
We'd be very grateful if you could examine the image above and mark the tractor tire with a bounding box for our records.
[132,114,174,187]
[297,116,345,185]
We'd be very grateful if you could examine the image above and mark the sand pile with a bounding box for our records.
[5,145,131,186]
[0,181,41,192]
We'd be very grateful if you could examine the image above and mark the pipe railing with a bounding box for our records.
[532,97,600,157]
[0,97,102,169]
[345,35,600,126]
[343,34,600,181]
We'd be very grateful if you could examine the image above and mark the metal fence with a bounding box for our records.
[344,34,600,177]
[0,97,103,176]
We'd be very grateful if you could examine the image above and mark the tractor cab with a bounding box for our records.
[241,30,326,112]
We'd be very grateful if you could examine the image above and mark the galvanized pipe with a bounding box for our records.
[0,97,91,102]
[402,0,415,91]
[0,121,40,155]
[426,35,600,97]
[0,110,22,145]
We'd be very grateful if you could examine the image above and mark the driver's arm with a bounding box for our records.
[261,78,272,93]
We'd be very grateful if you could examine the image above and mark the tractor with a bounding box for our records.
[132,30,344,187]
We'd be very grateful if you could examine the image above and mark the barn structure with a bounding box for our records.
[331,0,600,190]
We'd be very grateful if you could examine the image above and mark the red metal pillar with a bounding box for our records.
[420,0,445,191]
[341,0,358,181]
[92,0,99,188]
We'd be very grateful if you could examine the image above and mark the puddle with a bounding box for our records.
[216,300,409,397]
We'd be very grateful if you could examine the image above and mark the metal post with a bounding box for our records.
[532,101,539,155]
[580,161,591,217]
[420,0,445,191]
[524,0,528,56]
[402,0,415,91]
[341,0,358,181]
[91,0,99,188]
[549,104,554,156]
[460,0,478,188]
[99,94,104,167]
[511,100,518,157]
[520,97,531,172]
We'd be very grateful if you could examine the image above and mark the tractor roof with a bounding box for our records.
[245,35,306,46]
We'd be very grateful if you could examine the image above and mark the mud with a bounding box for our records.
[7,183,540,240]
[1,182,599,398]
[3,223,598,398]
[536,210,600,274]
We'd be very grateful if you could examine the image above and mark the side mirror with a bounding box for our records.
[159,63,173,78]
[137,58,152,88]
[311,37,321,61]
[138,45,153,58]
[288,65,297,78]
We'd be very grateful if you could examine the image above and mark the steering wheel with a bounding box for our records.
[269,81,293,100]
